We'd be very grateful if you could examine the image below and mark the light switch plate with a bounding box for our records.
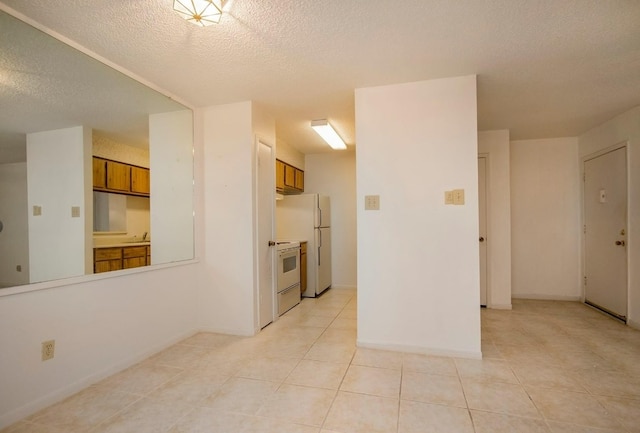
[33,205,42,216]
[364,195,380,210]
[444,191,454,205]
[453,189,465,205]
[71,206,81,218]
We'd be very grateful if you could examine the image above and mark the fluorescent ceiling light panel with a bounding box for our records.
[310,119,347,150]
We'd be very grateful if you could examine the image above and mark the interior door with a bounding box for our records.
[478,157,488,306]
[584,147,627,320]
[257,140,275,329]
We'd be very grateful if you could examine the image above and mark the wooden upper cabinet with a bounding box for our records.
[130,166,150,194]
[92,158,107,189]
[295,168,304,190]
[92,157,150,197]
[275,159,304,194]
[276,160,285,191]
[284,164,296,188]
[106,161,131,192]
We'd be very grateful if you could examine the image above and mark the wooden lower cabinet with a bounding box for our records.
[300,242,307,295]
[94,245,149,273]
[94,247,123,273]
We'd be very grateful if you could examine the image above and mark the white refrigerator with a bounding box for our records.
[276,194,332,297]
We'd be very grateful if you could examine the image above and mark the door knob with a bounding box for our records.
[268,241,276,246]
[479,237,485,242]
[615,240,626,246]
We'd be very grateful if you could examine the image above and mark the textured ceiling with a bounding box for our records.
[1,0,640,155]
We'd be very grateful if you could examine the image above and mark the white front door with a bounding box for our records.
[257,140,275,329]
[478,157,488,306]
[584,146,628,320]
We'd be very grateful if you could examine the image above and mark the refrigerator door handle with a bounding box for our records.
[317,229,322,266]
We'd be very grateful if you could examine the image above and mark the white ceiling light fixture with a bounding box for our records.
[310,119,347,150]
[173,0,227,27]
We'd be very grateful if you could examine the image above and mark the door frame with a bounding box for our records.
[254,136,276,333]
[478,154,490,307]
[580,141,629,317]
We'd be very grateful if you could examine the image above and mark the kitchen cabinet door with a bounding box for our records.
[93,158,107,189]
[106,161,131,192]
[284,164,296,188]
[276,160,285,191]
[130,166,150,194]
[295,168,304,191]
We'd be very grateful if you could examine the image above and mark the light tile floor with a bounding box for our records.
[4,291,640,433]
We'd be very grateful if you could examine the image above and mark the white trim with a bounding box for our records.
[627,318,640,331]
[198,326,257,337]
[357,339,482,360]
[0,328,198,429]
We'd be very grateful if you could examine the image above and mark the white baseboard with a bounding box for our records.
[627,318,640,330]
[357,339,482,360]
[512,294,581,301]
[198,325,257,337]
[0,328,198,430]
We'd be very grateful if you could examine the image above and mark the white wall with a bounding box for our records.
[0,163,29,287]
[199,101,276,336]
[276,139,305,169]
[0,264,199,428]
[579,106,640,328]
[125,195,151,238]
[149,110,195,264]
[478,130,512,309]
[510,138,581,300]
[304,151,357,289]
[26,126,93,283]
[355,76,481,358]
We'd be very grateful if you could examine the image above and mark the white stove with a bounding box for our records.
[275,240,301,315]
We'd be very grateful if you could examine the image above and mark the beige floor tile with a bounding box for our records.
[0,422,72,433]
[352,348,403,370]
[305,341,355,363]
[511,364,585,392]
[398,400,474,433]
[526,387,623,430]
[597,396,640,433]
[402,353,458,376]
[306,306,343,318]
[401,371,466,408]
[340,365,401,398]
[235,357,300,382]
[470,410,550,433]
[201,377,278,415]
[244,416,320,433]
[167,407,250,433]
[257,339,314,359]
[285,359,349,390]
[317,328,357,345]
[180,333,244,349]
[149,344,210,369]
[28,386,139,431]
[292,314,336,328]
[463,380,541,418]
[96,363,183,395]
[147,369,229,405]
[257,384,336,426]
[455,358,519,384]
[577,370,640,399]
[323,391,399,433]
[481,341,504,359]
[329,318,357,331]
[546,421,622,433]
[91,398,192,433]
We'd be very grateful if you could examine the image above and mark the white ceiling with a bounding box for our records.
[2,0,639,155]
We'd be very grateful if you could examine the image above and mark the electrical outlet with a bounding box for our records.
[42,340,55,361]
